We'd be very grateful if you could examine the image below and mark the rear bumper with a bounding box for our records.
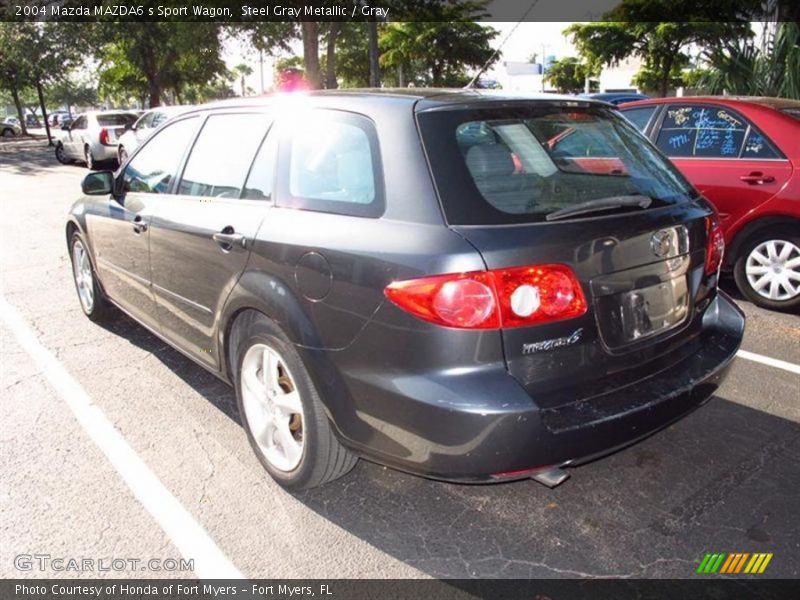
[90,142,119,161]
[329,291,745,482]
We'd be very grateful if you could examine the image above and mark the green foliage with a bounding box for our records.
[97,23,226,106]
[543,57,597,94]
[566,1,755,96]
[693,22,800,99]
[379,21,498,87]
[0,22,86,134]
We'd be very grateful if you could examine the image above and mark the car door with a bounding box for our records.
[65,115,87,158]
[148,112,273,368]
[87,116,200,331]
[652,103,793,231]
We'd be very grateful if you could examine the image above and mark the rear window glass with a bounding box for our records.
[97,113,137,127]
[417,105,695,225]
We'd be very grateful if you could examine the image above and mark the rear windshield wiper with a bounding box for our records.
[545,194,653,221]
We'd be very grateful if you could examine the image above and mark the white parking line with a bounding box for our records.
[0,296,244,579]
[737,349,800,376]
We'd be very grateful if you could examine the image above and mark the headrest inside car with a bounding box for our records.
[466,144,515,178]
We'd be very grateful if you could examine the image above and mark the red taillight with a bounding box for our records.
[385,264,587,330]
[704,215,725,276]
[385,272,500,329]
[99,128,110,145]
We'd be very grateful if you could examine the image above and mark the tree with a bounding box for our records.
[49,73,99,115]
[379,21,498,87]
[566,1,756,96]
[97,23,226,107]
[0,22,85,140]
[232,63,253,97]
[543,57,597,94]
[691,21,800,99]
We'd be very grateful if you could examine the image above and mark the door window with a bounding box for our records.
[741,129,782,159]
[71,116,87,130]
[621,106,657,132]
[655,105,747,158]
[122,117,198,194]
[242,128,278,200]
[136,112,156,130]
[178,113,271,199]
[281,111,383,217]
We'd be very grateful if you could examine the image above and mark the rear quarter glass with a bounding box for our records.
[417,105,697,226]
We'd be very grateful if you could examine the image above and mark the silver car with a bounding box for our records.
[55,110,138,169]
[1,119,22,137]
[116,105,193,163]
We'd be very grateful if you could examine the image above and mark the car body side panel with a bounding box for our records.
[148,196,269,370]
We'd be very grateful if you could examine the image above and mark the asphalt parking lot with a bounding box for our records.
[1,144,799,580]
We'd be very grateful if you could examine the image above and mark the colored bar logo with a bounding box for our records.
[697,552,773,574]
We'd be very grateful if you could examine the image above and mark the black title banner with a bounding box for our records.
[4,579,800,600]
[2,0,796,23]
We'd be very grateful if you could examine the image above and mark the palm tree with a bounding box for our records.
[697,21,800,99]
[232,63,253,97]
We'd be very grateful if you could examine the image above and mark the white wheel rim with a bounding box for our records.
[241,343,305,472]
[72,240,94,312]
[745,239,800,302]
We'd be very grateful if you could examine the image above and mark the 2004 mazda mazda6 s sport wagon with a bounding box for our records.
[67,90,745,489]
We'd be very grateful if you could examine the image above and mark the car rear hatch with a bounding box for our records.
[416,99,721,410]
[97,113,137,145]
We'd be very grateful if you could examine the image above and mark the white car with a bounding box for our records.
[117,106,193,163]
[55,110,138,169]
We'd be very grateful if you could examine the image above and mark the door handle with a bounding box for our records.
[132,216,148,234]
[212,230,246,250]
[740,172,775,185]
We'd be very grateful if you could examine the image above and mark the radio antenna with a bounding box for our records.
[466,0,541,89]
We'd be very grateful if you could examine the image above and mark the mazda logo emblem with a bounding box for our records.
[651,230,674,258]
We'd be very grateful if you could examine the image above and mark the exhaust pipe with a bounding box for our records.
[531,467,570,488]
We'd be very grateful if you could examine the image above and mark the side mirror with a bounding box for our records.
[82,171,115,196]
[124,123,133,131]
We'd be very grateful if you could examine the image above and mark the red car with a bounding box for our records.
[620,96,800,310]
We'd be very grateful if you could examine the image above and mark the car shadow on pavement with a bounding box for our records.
[0,147,114,176]
[97,310,800,579]
[292,398,800,578]
[96,312,240,422]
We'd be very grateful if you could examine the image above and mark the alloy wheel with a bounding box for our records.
[241,343,305,472]
[745,239,800,302]
[72,239,94,312]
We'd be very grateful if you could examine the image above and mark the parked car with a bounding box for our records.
[117,105,194,163]
[48,111,73,127]
[66,90,744,490]
[54,110,138,169]
[581,92,650,105]
[1,119,21,137]
[620,96,800,310]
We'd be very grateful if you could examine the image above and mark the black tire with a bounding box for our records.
[733,226,800,311]
[2,127,15,138]
[55,142,71,164]
[84,145,96,170]
[69,232,114,322]
[230,310,357,489]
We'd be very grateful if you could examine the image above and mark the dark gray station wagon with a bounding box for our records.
[67,90,745,489]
